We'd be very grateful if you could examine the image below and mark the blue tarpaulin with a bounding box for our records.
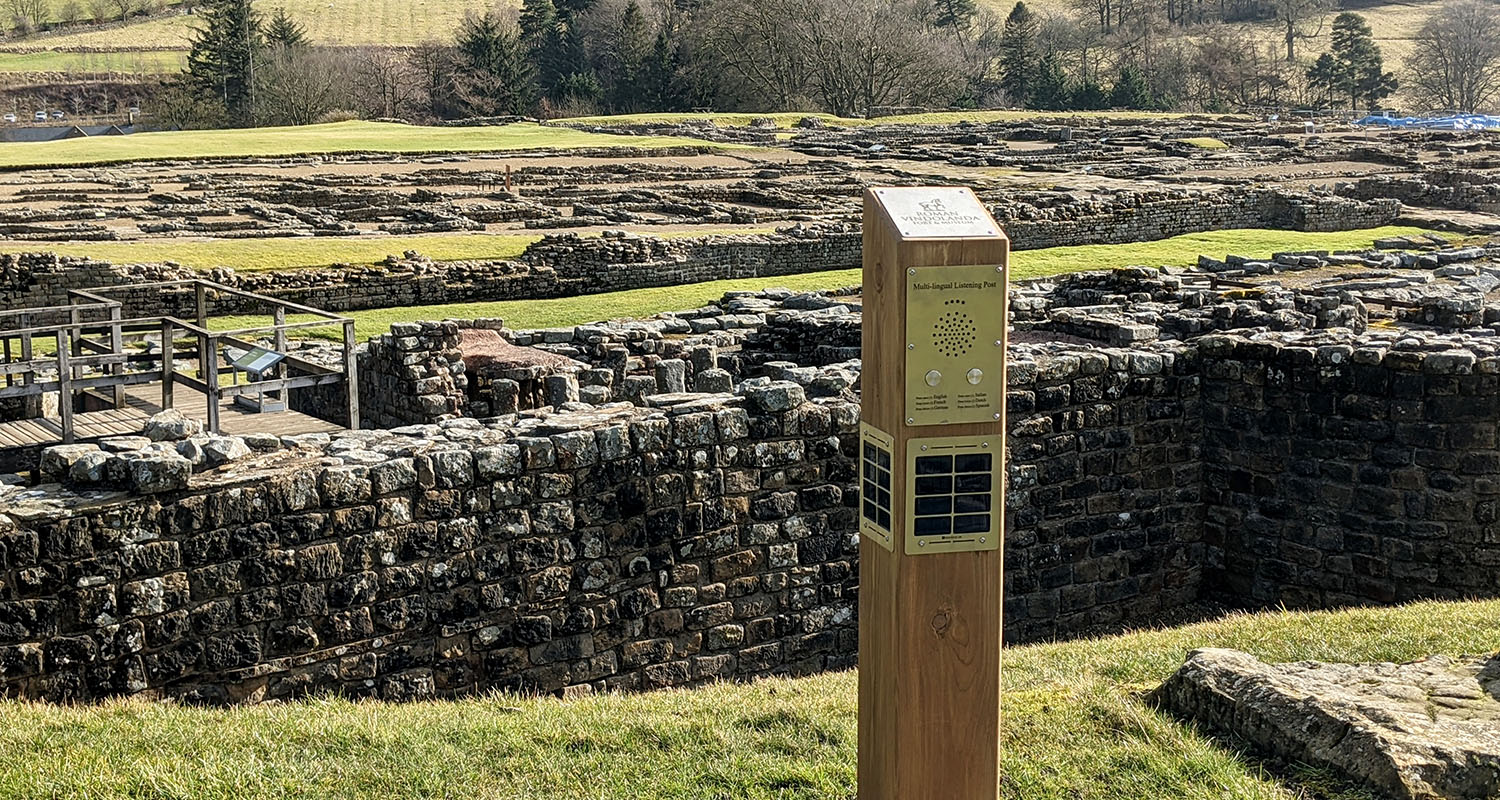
[1354,114,1500,130]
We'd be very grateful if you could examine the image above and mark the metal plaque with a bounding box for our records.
[231,346,286,376]
[904,433,1002,555]
[858,423,895,551]
[874,187,1000,239]
[904,263,1006,426]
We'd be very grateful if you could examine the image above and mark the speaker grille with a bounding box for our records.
[932,299,976,357]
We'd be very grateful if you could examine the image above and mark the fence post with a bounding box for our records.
[161,319,175,411]
[343,320,360,430]
[56,328,73,444]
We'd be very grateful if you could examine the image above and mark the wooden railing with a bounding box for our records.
[0,280,358,445]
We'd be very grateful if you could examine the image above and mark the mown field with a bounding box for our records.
[0,49,183,73]
[0,120,732,168]
[0,598,1494,799]
[201,225,1434,341]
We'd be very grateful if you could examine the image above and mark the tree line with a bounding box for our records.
[167,0,1500,129]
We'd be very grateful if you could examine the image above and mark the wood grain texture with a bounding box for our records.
[858,188,1009,800]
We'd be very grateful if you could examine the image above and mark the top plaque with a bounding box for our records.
[873,187,1000,239]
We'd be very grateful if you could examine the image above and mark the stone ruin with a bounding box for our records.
[7,237,1500,712]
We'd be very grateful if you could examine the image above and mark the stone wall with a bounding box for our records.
[1339,170,1500,213]
[0,392,860,703]
[1199,331,1500,608]
[0,189,1399,317]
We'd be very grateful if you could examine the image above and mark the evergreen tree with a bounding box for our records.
[264,6,305,49]
[998,2,1040,106]
[186,0,263,123]
[518,0,558,49]
[453,10,539,116]
[642,29,687,111]
[536,16,588,97]
[1305,52,1338,108]
[1329,12,1397,109]
[931,0,978,31]
[554,70,604,107]
[1070,77,1108,110]
[609,0,651,111]
[1109,65,1152,108]
[1029,53,1069,110]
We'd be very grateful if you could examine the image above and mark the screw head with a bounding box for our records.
[907,343,915,351]
[993,339,1002,347]
[979,537,987,543]
[920,445,929,451]
[918,541,927,547]
[908,268,916,275]
[993,412,1002,420]
[906,417,915,424]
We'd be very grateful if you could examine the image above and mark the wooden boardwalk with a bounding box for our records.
[0,384,343,450]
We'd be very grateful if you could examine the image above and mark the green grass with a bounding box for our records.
[0,49,183,73]
[206,225,1431,342]
[0,598,1494,799]
[1,234,545,273]
[1177,137,1229,149]
[0,229,776,273]
[0,120,731,169]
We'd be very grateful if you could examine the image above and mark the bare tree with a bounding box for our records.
[111,0,136,21]
[1405,0,1500,112]
[1269,0,1332,62]
[798,0,964,116]
[253,46,358,126]
[690,0,811,110]
[5,0,48,33]
[86,0,111,23]
[354,47,423,119]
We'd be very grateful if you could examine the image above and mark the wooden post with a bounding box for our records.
[56,328,73,444]
[109,304,125,409]
[857,187,1009,800]
[202,333,220,434]
[343,320,359,430]
[274,305,287,404]
[194,282,208,329]
[161,319,175,411]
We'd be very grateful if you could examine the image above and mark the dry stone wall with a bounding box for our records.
[0,393,860,703]
[0,189,1398,317]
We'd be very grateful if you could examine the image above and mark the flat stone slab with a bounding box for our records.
[1150,648,1500,800]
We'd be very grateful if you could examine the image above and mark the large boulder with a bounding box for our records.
[1150,648,1500,800]
[143,409,202,442]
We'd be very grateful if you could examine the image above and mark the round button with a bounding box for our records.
[967,368,984,385]
[924,370,942,387]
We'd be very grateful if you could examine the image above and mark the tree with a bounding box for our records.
[185,0,263,123]
[1328,12,1396,109]
[354,47,422,119]
[1070,75,1108,108]
[608,0,652,111]
[264,6,306,49]
[254,46,354,125]
[4,0,47,34]
[452,10,539,117]
[798,0,962,117]
[692,0,809,111]
[931,0,977,31]
[1305,51,1338,107]
[1109,63,1152,108]
[998,1,1040,106]
[1268,0,1331,62]
[1405,0,1500,112]
[642,29,688,111]
[1030,52,1069,109]
[519,0,559,48]
[110,0,134,22]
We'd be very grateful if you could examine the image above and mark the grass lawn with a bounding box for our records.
[206,224,1431,342]
[1177,137,1229,149]
[0,229,776,273]
[0,49,183,73]
[0,598,1494,799]
[0,120,732,169]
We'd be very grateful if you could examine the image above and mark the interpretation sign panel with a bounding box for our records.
[872,186,999,239]
[904,263,1006,427]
